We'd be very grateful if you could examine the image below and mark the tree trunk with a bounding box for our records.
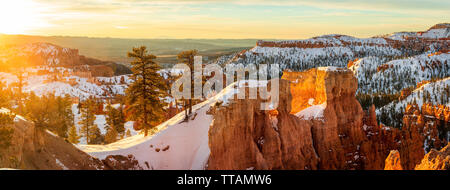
[184,100,188,118]
[144,126,148,136]
[188,99,192,115]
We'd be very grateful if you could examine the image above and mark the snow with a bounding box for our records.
[79,81,243,169]
[419,28,450,39]
[0,107,27,122]
[295,103,326,120]
[378,77,450,115]
[308,98,315,105]
[318,66,347,72]
[376,77,450,128]
[94,115,107,134]
[350,53,450,94]
[216,34,405,73]
[71,104,138,145]
[387,26,449,40]
[55,158,69,170]
[0,68,131,100]
[0,108,9,114]
[46,130,58,137]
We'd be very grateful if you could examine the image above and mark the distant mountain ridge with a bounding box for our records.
[212,23,449,129]
[0,35,257,65]
[0,42,131,76]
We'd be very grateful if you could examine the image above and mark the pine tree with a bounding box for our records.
[14,71,27,115]
[23,92,49,129]
[104,125,118,144]
[105,103,125,136]
[67,125,81,144]
[0,82,10,108]
[126,129,132,138]
[50,95,73,138]
[125,46,167,136]
[79,97,98,144]
[177,50,198,117]
[90,125,104,144]
[0,112,15,150]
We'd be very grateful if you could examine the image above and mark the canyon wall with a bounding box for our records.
[385,143,450,170]
[207,67,425,170]
[0,116,105,170]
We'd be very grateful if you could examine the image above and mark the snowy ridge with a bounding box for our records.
[376,77,450,127]
[217,36,407,72]
[387,23,450,40]
[0,42,78,66]
[350,53,450,94]
[211,23,448,75]
[79,81,245,170]
[0,68,131,100]
[378,77,450,113]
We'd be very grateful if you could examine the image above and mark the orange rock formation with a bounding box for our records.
[207,67,425,170]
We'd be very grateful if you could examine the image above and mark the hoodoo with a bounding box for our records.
[207,67,424,170]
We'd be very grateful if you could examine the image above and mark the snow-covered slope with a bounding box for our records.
[79,81,248,169]
[225,42,403,72]
[71,104,137,145]
[0,68,131,100]
[376,77,450,127]
[212,23,448,74]
[387,23,450,40]
[0,42,79,66]
[350,52,450,94]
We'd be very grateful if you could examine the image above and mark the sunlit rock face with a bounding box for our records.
[206,67,423,170]
[0,111,105,170]
[384,150,403,170]
[385,143,450,170]
[281,67,358,114]
[207,79,319,170]
[415,143,450,170]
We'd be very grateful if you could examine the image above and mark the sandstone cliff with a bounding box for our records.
[384,150,403,170]
[415,143,450,170]
[0,112,105,170]
[207,67,425,170]
[384,143,450,170]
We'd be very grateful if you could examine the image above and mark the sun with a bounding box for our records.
[0,0,46,34]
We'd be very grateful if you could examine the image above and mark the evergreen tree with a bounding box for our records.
[13,71,27,115]
[126,129,132,138]
[23,93,49,129]
[22,94,73,137]
[105,103,125,136]
[79,97,98,144]
[67,125,81,144]
[125,46,167,136]
[177,50,198,116]
[104,125,118,144]
[90,125,104,144]
[0,82,10,108]
[50,95,73,137]
[0,112,15,150]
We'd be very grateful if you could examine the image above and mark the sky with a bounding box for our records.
[0,0,448,39]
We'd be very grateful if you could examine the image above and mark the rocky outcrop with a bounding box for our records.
[384,150,403,170]
[385,143,450,170]
[403,104,449,153]
[415,143,450,170]
[102,155,143,170]
[207,67,424,170]
[0,115,105,170]
[207,79,319,170]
